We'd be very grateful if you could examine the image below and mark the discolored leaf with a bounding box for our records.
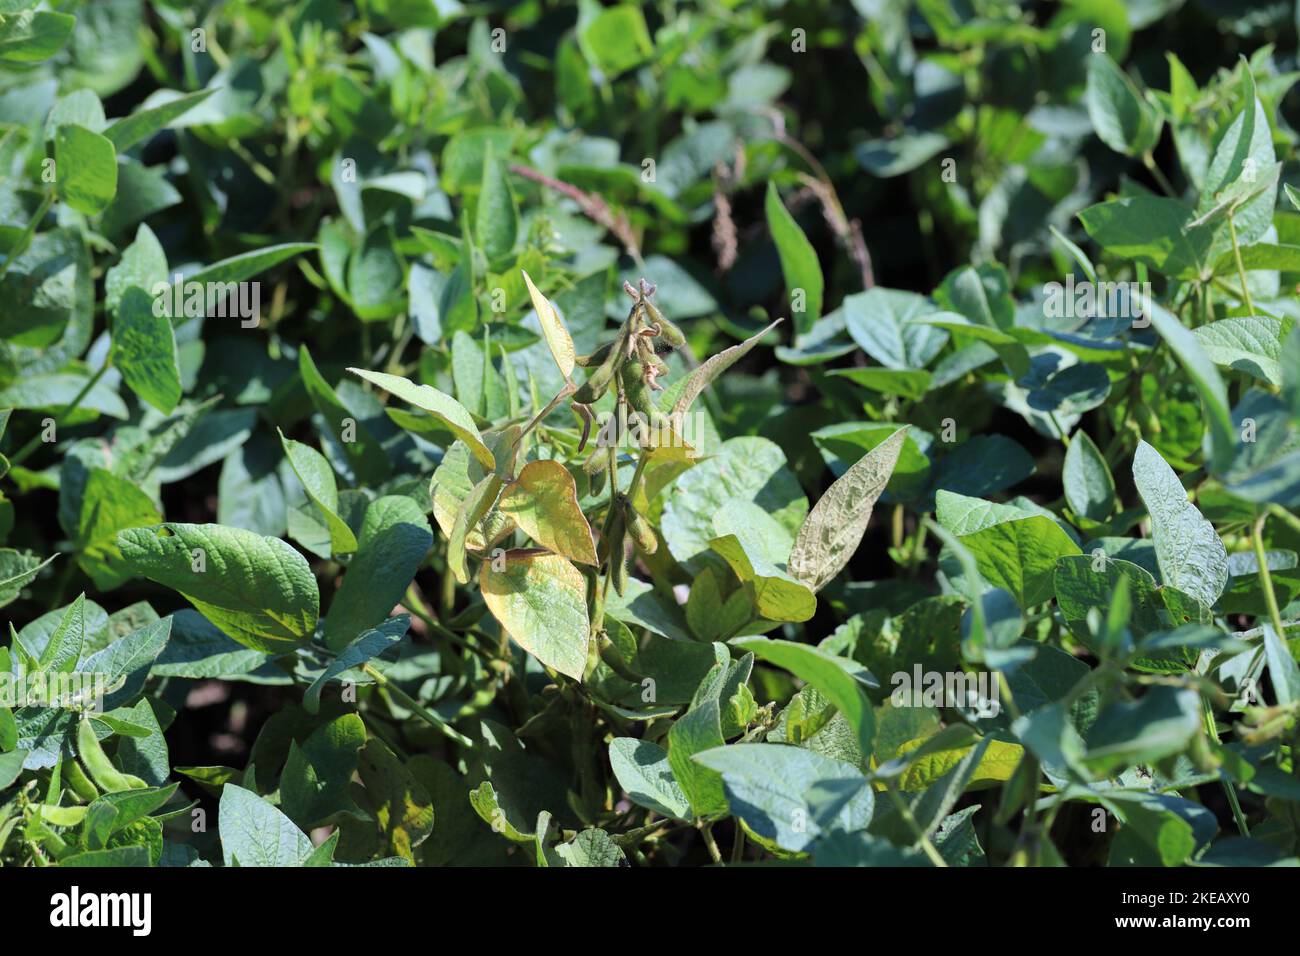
[480,550,590,680]
[789,426,907,592]
[498,460,597,565]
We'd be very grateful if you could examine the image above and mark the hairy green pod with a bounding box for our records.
[575,342,614,368]
[62,757,100,803]
[621,363,661,417]
[572,328,629,404]
[597,631,643,682]
[584,444,611,475]
[643,300,686,348]
[624,499,658,555]
[77,718,147,793]
[612,538,629,595]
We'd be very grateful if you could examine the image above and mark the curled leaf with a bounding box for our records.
[788,426,907,592]
[348,367,495,471]
[522,270,576,382]
[670,319,782,420]
[498,460,598,566]
[448,474,503,585]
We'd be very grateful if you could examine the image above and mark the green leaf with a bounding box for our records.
[281,713,366,830]
[278,430,358,557]
[733,637,876,761]
[0,10,75,64]
[323,497,431,650]
[37,593,85,675]
[661,436,807,567]
[1086,53,1162,157]
[789,426,907,592]
[348,367,494,471]
[185,243,318,290]
[709,502,816,623]
[693,743,873,852]
[1132,440,1227,609]
[111,286,181,413]
[1083,687,1201,774]
[1063,430,1117,522]
[0,551,57,608]
[299,346,390,486]
[608,737,691,820]
[667,698,728,818]
[117,523,319,654]
[855,131,949,177]
[843,288,948,369]
[579,4,654,76]
[498,460,597,566]
[0,749,26,789]
[1146,303,1235,472]
[915,312,1024,374]
[54,124,118,215]
[218,783,313,867]
[951,514,1082,608]
[1197,66,1275,251]
[355,737,434,861]
[827,367,932,401]
[303,617,407,714]
[348,225,405,321]
[476,145,518,260]
[450,329,506,420]
[441,128,516,194]
[60,846,151,867]
[104,88,215,152]
[1077,197,1214,280]
[765,182,823,334]
[75,468,162,590]
[480,550,590,680]
[1263,624,1300,707]
[549,828,627,867]
[1212,243,1300,274]
[1053,555,1204,671]
[0,372,127,421]
[1192,316,1288,387]
[935,489,1039,536]
[104,224,167,317]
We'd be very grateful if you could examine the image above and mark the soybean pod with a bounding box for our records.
[77,717,147,792]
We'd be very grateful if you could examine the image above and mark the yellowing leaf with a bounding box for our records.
[498,460,597,565]
[892,737,1024,793]
[480,550,590,680]
[522,270,575,382]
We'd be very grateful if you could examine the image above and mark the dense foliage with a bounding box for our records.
[2,0,1300,868]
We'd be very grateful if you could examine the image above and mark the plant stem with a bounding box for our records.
[1048,411,1070,446]
[885,785,947,867]
[1200,695,1250,836]
[8,363,110,468]
[1142,152,1177,198]
[400,586,494,663]
[1268,503,1300,538]
[362,662,476,749]
[699,822,723,864]
[1227,214,1255,315]
[731,826,746,863]
[0,191,53,281]
[1252,512,1288,640]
